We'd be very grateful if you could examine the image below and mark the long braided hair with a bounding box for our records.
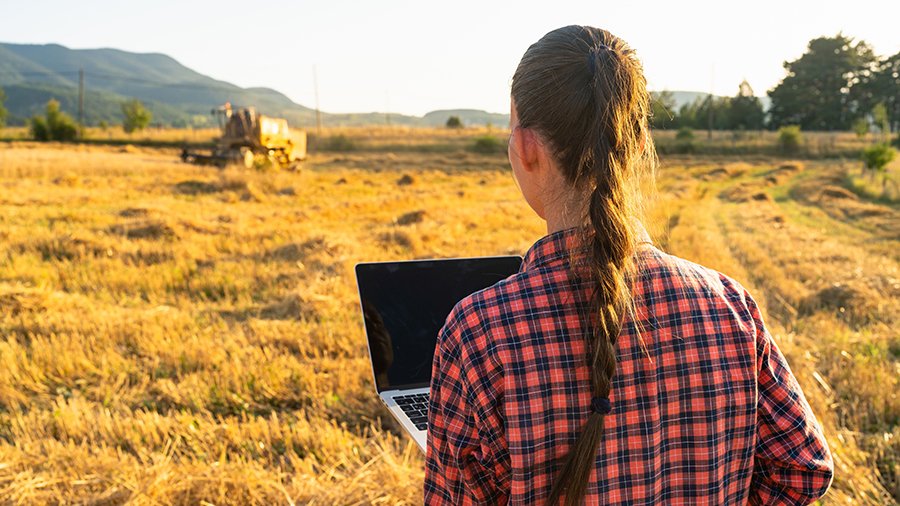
[510,25,657,505]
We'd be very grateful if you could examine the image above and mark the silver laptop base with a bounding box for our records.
[380,387,429,452]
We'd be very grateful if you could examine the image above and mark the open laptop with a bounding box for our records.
[354,255,522,451]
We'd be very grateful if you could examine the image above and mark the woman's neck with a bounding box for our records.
[543,182,590,234]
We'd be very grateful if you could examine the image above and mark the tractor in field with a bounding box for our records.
[181,103,307,170]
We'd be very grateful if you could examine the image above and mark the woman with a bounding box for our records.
[424,25,833,505]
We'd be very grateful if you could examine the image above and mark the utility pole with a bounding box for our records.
[313,65,322,145]
[707,64,714,140]
[78,68,85,139]
[385,91,391,126]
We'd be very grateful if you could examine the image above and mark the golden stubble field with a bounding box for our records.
[0,138,898,505]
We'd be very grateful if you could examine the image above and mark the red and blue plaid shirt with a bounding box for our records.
[425,226,833,505]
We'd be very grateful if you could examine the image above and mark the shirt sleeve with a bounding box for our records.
[743,288,834,505]
[424,302,510,505]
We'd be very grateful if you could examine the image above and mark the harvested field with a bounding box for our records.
[0,143,898,504]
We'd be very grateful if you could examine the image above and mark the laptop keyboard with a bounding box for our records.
[394,393,429,430]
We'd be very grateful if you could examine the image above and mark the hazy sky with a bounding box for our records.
[2,0,898,116]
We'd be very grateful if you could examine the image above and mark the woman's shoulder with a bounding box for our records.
[637,245,752,304]
[438,268,539,349]
[634,245,762,336]
[444,270,529,326]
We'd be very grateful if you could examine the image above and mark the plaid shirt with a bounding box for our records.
[425,226,833,505]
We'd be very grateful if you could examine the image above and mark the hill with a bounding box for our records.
[421,109,510,127]
[0,43,446,128]
[0,42,759,129]
[0,43,319,126]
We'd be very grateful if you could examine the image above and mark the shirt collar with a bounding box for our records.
[521,226,588,272]
[520,222,653,272]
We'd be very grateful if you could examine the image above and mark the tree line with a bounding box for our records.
[2,34,897,137]
[651,34,898,134]
[651,82,767,131]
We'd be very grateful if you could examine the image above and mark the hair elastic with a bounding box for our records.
[587,44,613,75]
[590,396,612,415]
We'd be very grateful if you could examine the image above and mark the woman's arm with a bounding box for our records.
[424,303,510,505]
[743,289,834,505]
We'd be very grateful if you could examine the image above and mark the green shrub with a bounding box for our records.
[777,125,803,154]
[471,135,503,154]
[0,86,7,128]
[30,99,77,141]
[30,116,49,141]
[50,115,77,141]
[862,143,896,173]
[675,127,694,142]
[675,127,695,154]
[121,98,152,134]
[861,143,897,193]
[322,134,357,152]
[446,116,463,129]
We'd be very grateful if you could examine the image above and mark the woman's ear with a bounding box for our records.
[513,127,541,173]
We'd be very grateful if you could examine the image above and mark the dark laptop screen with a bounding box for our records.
[355,256,522,392]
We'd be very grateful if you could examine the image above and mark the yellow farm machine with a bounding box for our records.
[181,103,306,170]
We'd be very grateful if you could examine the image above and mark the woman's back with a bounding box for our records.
[425,227,833,504]
[426,24,831,505]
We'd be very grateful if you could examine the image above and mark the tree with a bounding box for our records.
[768,34,877,130]
[30,99,77,141]
[650,91,677,129]
[855,51,900,133]
[861,143,897,191]
[872,103,889,138]
[671,95,732,130]
[121,99,152,133]
[674,99,700,129]
[0,87,7,128]
[852,118,869,138]
[445,115,462,129]
[728,80,765,130]
[694,95,731,131]
[30,117,48,140]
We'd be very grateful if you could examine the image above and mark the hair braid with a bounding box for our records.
[548,123,636,506]
[511,25,655,506]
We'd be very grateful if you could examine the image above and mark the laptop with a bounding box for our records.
[354,255,522,451]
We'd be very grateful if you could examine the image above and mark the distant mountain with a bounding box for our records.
[1,43,755,128]
[0,42,435,127]
[422,109,510,127]
[0,42,515,128]
[0,43,322,126]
